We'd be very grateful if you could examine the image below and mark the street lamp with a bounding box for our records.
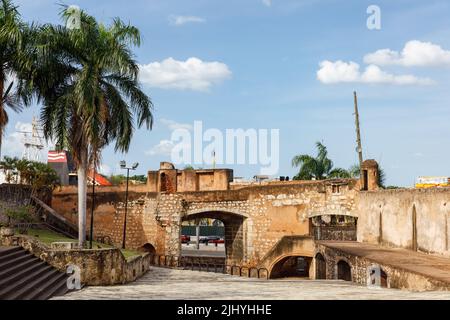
[120,161,139,249]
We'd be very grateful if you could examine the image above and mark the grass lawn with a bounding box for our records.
[23,228,142,260]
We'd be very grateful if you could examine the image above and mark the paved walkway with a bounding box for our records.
[320,241,450,284]
[55,267,450,300]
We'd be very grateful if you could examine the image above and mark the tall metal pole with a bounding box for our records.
[354,91,364,177]
[89,162,95,249]
[122,168,130,249]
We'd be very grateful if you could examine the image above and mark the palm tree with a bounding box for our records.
[33,8,153,247]
[291,142,351,180]
[0,0,31,159]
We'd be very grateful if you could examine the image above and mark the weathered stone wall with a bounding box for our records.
[12,235,152,285]
[315,243,450,291]
[357,188,450,256]
[51,179,359,267]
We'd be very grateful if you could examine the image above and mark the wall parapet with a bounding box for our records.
[10,235,151,286]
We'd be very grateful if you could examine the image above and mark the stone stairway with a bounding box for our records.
[0,246,70,300]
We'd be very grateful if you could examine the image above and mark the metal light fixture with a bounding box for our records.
[120,160,139,249]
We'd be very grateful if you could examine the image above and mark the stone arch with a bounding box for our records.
[140,243,156,254]
[185,207,250,219]
[380,268,388,288]
[315,252,326,279]
[336,259,352,281]
[181,209,251,265]
[160,173,167,192]
[268,252,314,279]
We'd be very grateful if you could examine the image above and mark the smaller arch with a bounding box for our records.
[269,255,313,279]
[140,243,156,255]
[315,253,326,280]
[160,173,167,192]
[337,260,352,281]
[380,269,388,288]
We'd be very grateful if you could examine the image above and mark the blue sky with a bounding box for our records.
[4,0,450,186]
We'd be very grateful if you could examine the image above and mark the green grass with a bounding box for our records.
[23,228,142,260]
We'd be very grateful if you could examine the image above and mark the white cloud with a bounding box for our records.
[98,164,112,176]
[364,40,450,67]
[139,57,232,91]
[317,60,434,85]
[160,119,192,131]
[145,140,176,156]
[262,0,272,7]
[168,15,205,26]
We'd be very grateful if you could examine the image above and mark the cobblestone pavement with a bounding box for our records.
[54,267,450,300]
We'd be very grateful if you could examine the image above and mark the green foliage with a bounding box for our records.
[0,0,31,157]
[292,142,351,180]
[29,6,153,168]
[0,156,60,189]
[109,174,146,185]
[130,175,146,183]
[109,174,125,185]
[5,205,35,227]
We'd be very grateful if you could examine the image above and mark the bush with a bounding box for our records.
[5,206,36,232]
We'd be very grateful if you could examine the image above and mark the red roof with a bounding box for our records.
[88,170,112,186]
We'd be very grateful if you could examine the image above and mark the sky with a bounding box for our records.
[4,0,450,187]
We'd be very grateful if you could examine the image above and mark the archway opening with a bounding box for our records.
[381,269,388,288]
[160,173,167,192]
[181,211,246,265]
[139,243,156,254]
[311,215,357,241]
[270,256,312,279]
[315,253,326,279]
[337,260,352,281]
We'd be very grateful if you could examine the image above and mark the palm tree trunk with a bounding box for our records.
[0,72,4,161]
[77,153,87,248]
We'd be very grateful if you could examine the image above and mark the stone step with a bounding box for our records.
[0,247,71,300]
[0,255,40,278]
[4,268,61,300]
[22,272,68,300]
[0,264,53,297]
[0,249,28,264]
[0,259,47,289]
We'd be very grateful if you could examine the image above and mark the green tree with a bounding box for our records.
[291,142,351,180]
[0,0,32,159]
[33,8,153,247]
[0,155,17,182]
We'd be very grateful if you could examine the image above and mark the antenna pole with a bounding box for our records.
[354,92,364,175]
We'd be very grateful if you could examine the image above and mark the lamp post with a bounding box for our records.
[120,161,139,249]
[89,158,96,250]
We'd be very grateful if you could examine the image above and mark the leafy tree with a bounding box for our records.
[291,142,351,180]
[32,7,153,247]
[0,0,31,158]
[0,156,59,190]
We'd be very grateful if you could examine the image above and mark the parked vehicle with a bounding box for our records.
[181,235,190,243]
[208,237,224,244]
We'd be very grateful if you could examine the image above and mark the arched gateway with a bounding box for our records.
[181,209,251,265]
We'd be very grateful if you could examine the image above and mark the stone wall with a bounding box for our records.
[12,235,151,285]
[51,179,359,267]
[357,188,450,256]
[315,243,450,291]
